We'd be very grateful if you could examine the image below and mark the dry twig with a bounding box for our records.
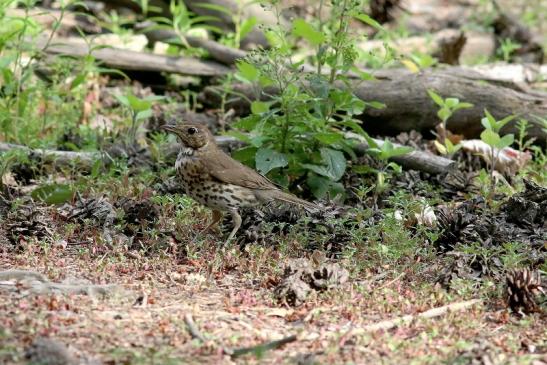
[348,299,481,335]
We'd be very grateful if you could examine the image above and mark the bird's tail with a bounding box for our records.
[268,190,321,212]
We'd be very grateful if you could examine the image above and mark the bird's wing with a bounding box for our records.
[202,149,278,190]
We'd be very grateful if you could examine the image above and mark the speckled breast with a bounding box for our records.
[175,153,258,211]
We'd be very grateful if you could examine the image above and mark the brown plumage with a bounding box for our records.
[162,122,319,243]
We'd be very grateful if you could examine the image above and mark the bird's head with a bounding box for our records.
[161,123,213,150]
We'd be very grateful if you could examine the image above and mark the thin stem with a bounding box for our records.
[316,0,325,76]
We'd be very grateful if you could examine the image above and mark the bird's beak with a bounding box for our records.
[161,124,177,133]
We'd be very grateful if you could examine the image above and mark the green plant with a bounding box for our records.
[0,1,113,147]
[149,0,220,50]
[408,52,438,69]
[479,109,515,191]
[194,1,257,49]
[427,90,473,152]
[362,137,412,204]
[515,118,536,152]
[0,149,28,191]
[230,0,386,199]
[115,92,163,143]
[497,38,521,62]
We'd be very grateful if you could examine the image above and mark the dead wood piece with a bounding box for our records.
[434,31,467,65]
[369,0,401,24]
[36,37,230,76]
[348,299,481,335]
[25,337,101,365]
[0,131,454,175]
[183,314,208,343]
[0,142,101,169]
[29,281,120,296]
[0,270,120,297]
[137,21,247,65]
[0,270,47,282]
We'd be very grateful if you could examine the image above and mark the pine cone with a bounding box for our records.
[439,170,480,200]
[506,269,544,314]
[6,202,51,248]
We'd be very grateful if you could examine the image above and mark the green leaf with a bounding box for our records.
[127,94,152,112]
[365,101,386,109]
[235,61,259,82]
[386,162,402,173]
[364,134,379,149]
[351,66,376,81]
[497,115,516,131]
[250,101,270,114]
[354,13,385,32]
[445,98,460,108]
[292,18,325,46]
[455,102,473,110]
[484,109,496,128]
[480,129,500,147]
[239,16,257,41]
[434,140,447,155]
[115,94,130,108]
[31,184,74,205]
[314,132,343,145]
[427,90,444,107]
[223,130,252,143]
[70,73,86,90]
[320,148,346,181]
[437,108,452,122]
[481,117,493,131]
[232,146,257,166]
[233,115,260,131]
[338,120,366,135]
[307,174,345,200]
[301,164,331,178]
[498,134,514,148]
[193,2,231,15]
[136,109,153,121]
[389,146,413,158]
[255,148,288,175]
[352,165,378,174]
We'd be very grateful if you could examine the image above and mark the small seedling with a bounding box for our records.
[363,136,413,205]
[497,38,521,62]
[427,90,473,157]
[479,109,515,192]
[115,92,163,143]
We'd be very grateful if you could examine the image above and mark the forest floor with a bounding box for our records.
[1,172,546,364]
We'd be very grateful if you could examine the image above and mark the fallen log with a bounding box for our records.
[202,67,547,142]
[7,7,101,34]
[36,37,230,76]
[136,21,246,65]
[346,132,455,175]
[0,132,455,175]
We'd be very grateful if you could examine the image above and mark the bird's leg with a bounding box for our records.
[224,210,242,245]
[202,209,223,234]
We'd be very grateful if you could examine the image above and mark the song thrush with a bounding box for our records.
[162,122,319,244]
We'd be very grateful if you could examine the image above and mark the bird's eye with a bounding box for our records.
[187,127,197,135]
